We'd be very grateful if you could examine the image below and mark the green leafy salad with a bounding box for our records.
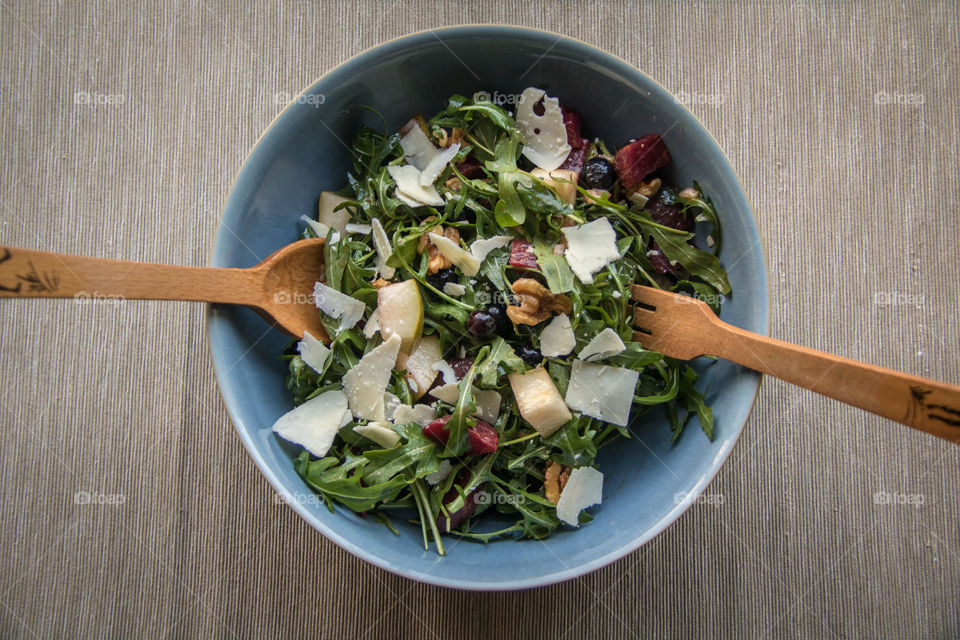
[270,87,731,555]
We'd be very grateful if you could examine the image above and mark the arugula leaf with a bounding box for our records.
[442,346,489,457]
[533,239,575,294]
[675,365,714,440]
[543,416,598,468]
[646,226,731,295]
[486,137,527,227]
[363,422,440,484]
[477,338,525,388]
[606,342,664,369]
[458,102,519,135]
[294,451,406,512]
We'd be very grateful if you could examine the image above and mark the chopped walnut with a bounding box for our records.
[448,127,465,146]
[418,221,461,274]
[678,187,700,200]
[506,278,573,326]
[584,188,609,205]
[371,278,391,289]
[435,128,449,147]
[544,461,571,505]
[637,177,662,198]
[445,176,462,192]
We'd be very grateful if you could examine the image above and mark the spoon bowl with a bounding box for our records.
[0,238,328,339]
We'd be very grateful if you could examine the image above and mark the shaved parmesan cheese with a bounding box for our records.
[387,164,444,207]
[370,218,396,280]
[383,392,401,420]
[420,143,460,186]
[431,383,502,423]
[443,282,466,297]
[345,223,372,235]
[272,389,350,457]
[564,360,639,427]
[515,87,571,171]
[297,330,331,373]
[363,309,380,338]
[353,422,401,449]
[540,313,576,357]
[555,467,603,526]
[391,403,436,426]
[300,215,339,243]
[431,359,458,385]
[579,328,626,361]
[562,217,621,284]
[313,282,366,332]
[469,235,513,262]
[428,232,481,276]
[399,121,437,170]
[317,192,352,234]
[342,334,403,421]
[394,190,427,209]
[425,459,453,486]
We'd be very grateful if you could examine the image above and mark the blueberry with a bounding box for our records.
[428,267,459,289]
[581,157,617,190]
[466,305,510,338]
[466,309,497,338]
[485,304,510,334]
[515,343,542,366]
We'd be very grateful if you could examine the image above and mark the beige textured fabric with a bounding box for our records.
[1,1,958,638]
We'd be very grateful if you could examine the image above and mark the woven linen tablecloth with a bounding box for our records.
[1,2,957,638]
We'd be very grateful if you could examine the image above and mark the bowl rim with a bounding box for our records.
[205,23,771,591]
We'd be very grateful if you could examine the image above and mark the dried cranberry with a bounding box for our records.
[508,239,539,270]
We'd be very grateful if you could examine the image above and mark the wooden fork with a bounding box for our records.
[631,284,960,443]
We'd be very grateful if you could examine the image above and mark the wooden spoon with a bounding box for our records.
[0,240,329,340]
[631,284,960,443]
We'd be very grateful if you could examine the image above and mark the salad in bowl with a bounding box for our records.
[269,87,730,555]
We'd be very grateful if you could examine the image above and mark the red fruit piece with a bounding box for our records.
[558,107,590,174]
[423,415,499,454]
[448,357,473,380]
[613,134,671,190]
[509,239,539,270]
[645,197,693,231]
[436,468,481,533]
[455,157,484,179]
[559,143,590,174]
[560,107,582,141]
[467,420,499,454]
[423,415,452,445]
[646,241,675,275]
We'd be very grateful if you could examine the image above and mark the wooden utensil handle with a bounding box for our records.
[711,321,960,443]
[0,245,261,305]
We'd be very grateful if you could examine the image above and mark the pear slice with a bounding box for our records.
[377,279,424,354]
[508,367,572,437]
[395,334,442,400]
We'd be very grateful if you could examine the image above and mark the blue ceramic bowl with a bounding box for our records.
[208,25,768,590]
